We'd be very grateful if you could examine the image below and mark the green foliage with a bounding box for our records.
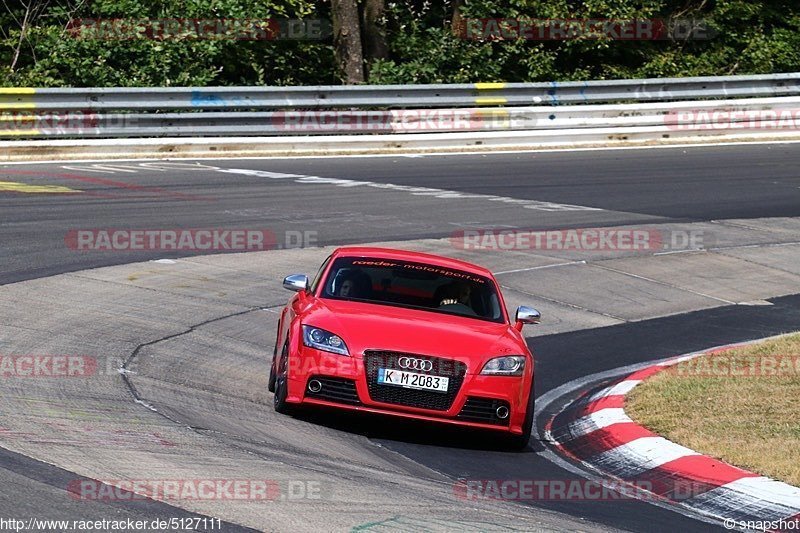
[0,0,334,86]
[372,0,800,83]
[0,0,798,86]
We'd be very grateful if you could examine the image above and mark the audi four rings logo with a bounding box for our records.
[398,357,433,371]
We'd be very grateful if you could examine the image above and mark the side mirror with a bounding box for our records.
[283,274,309,292]
[514,306,541,331]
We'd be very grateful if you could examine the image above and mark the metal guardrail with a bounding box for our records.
[3,97,797,137]
[0,73,798,138]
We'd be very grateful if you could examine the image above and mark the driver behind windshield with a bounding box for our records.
[436,281,477,316]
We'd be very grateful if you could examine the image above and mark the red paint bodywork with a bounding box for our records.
[273,247,534,435]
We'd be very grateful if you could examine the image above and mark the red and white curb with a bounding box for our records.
[545,341,800,529]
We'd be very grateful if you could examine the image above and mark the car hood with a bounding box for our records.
[302,298,527,372]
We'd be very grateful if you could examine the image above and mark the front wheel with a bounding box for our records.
[267,359,276,393]
[268,325,282,393]
[273,341,296,416]
[504,388,534,451]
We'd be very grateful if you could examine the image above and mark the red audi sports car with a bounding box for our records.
[269,247,540,449]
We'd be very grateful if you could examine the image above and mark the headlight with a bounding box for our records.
[302,325,350,356]
[481,356,526,376]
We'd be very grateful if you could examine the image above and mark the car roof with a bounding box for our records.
[331,246,495,278]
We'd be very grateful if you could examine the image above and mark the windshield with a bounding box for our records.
[320,257,505,323]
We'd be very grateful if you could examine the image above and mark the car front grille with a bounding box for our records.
[457,397,511,425]
[363,350,467,411]
[305,376,361,405]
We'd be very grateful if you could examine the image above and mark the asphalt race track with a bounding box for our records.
[4,143,800,285]
[1,142,800,532]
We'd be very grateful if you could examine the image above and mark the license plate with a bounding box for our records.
[377,368,449,393]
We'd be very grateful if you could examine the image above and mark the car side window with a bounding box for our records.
[310,255,332,294]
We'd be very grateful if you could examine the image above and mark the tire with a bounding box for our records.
[268,325,281,393]
[273,341,296,416]
[267,360,276,393]
[504,386,534,451]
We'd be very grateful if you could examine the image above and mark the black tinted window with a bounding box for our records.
[321,257,504,322]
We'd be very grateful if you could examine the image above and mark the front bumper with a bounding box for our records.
[284,346,532,435]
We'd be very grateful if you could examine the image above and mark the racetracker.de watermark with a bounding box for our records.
[0,111,133,135]
[459,18,713,41]
[67,479,323,501]
[666,109,800,130]
[271,109,512,132]
[0,355,97,378]
[67,18,331,40]
[667,354,800,377]
[450,229,707,252]
[452,478,723,502]
[65,229,318,251]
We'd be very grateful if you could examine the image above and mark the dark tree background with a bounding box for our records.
[1,0,798,86]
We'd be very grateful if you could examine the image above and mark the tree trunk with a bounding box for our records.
[331,0,365,84]
[451,0,465,37]
[361,0,388,77]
